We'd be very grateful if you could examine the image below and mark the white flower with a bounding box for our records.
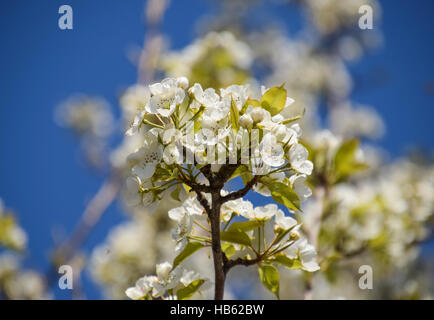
[271,124,298,145]
[124,176,142,207]
[221,198,254,222]
[168,197,204,252]
[121,84,150,113]
[177,76,189,90]
[163,143,183,164]
[285,239,320,272]
[153,262,183,296]
[189,83,220,108]
[146,78,185,117]
[250,108,266,123]
[274,210,298,230]
[259,133,285,167]
[121,85,150,132]
[168,197,203,223]
[180,269,201,286]
[125,275,156,300]
[156,262,173,280]
[221,85,249,110]
[125,287,145,300]
[169,206,194,253]
[288,144,313,175]
[239,114,253,129]
[126,109,146,136]
[289,174,312,202]
[128,133,163,180]
[298,241,320,272]
[243,204,278,221]
[183,196,204,216]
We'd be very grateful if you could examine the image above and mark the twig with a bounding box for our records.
[220,175,259,203]
[54,174,120,264]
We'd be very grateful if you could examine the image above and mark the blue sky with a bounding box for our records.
[0,1,433,299]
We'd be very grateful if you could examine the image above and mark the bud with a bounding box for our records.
[250,108,265,123]
[201,117,214,129]
[177,77,189,90]
[289,230,300,241]
[273,125,288,142]
[239,114,253,129]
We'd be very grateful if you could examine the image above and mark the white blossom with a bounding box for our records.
[243,204,279,221]
[274,210,298,231]
[220,84,249,111]
[146,78,185,117]
[288,144,314,175]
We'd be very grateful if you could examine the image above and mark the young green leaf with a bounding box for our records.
[173,242,204,268]
[246,99,261,107]
[222,243,236,258]
[334,139,368,182]
[274,254,302,270]
[228,165,248,182]
[260,85,287,116]
[266,181,301,212]
[220,230,252,246]
[227,220,262,233]
[177,279,206,300]
[258,265,280,299]
[170,184,182,202]
[230,98,240,133]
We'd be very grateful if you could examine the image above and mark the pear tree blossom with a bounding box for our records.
[123,76,319,300]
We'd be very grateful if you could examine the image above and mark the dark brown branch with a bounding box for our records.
[223,255,262,274]
[194,190,212,214]
[209,191,225,299]
[184,180,213,193]
[221,175,259,203]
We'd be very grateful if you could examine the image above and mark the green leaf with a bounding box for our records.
[247,99,261,107]
[274,254,302,270]
[220,230,252,246]
[240,169,253,186]
[177,279,206,300]
[194,119,202,133]
[230,98,240,133]
[273,228,291,245]
[264,180,301,212]
[170,184,182,202]
[182,183,192,193]
[334,139,368,182]
[258,265,280,299]
[228,165,247,182]
[280,114,303,125]
[153,166,173,181]
[188,106,205,123]
[173,242,204,268]
[260,85,287,116]
[227,220,262,233]
[222,243,236,258]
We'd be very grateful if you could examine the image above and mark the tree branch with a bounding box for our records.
[221,175,259,203]
[223,255,262,274]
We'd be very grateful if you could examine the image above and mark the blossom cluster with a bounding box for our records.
[168,193,319,272]
[119,76,320,299]
[123,77,312,214]
[125,262,207,300]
